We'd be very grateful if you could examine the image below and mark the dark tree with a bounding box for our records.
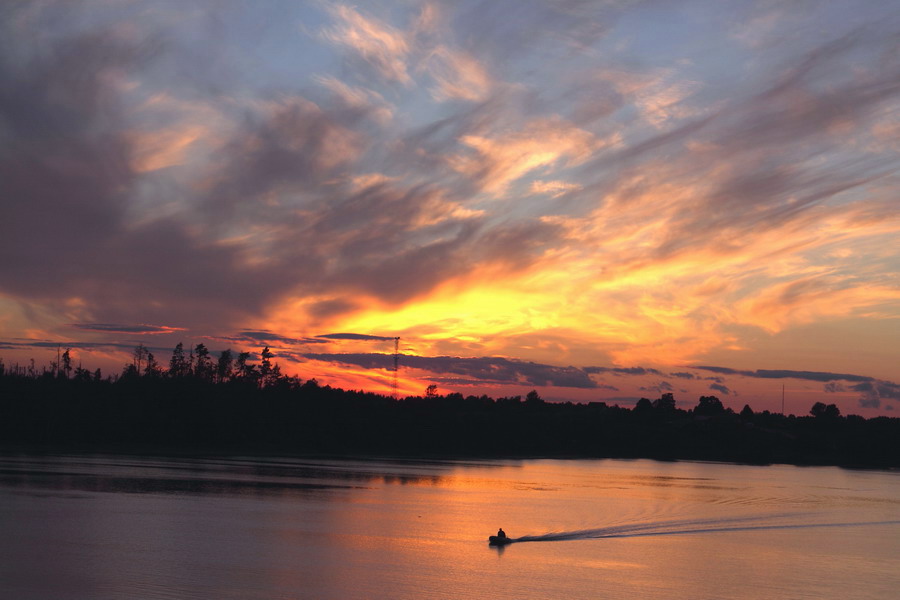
[132,344,148,373]
[740,404,754,420]
[695,395,725,416]
[634,398,653,412]
[216,349,234,383]
[269,362,282,384]
[525,389,544,405]
[194,343,213,381]
[654,392,676,411]
[61,349,73,379]
[810,402,841,419]
[235,351,258,383]
[425,384,438,398]
[168,343,189,378]
[120,363,139,379]
[260,346,273,386]
[144,352,161,378]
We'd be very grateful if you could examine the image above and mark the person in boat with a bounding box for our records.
[497,528,507,539]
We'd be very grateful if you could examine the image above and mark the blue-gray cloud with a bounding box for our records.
[692,366,874,383]
[669,372,696,380]
[71,323,184,335]
[584,366,663,376]
[639,381,674,394]
[303,353,598,389]
[710,383,732,396]
[225,331,328,346]
[317,333,397,341]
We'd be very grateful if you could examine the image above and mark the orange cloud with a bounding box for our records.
[736,276,900,333]
[128,125,205,172]
[450,117,609,195]
[423,45,492,102]
[530,180,583,198]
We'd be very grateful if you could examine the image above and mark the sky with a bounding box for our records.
[1,0,899,416]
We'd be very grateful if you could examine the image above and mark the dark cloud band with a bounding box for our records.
[71,323,185,335]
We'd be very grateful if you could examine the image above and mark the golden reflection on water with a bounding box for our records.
[256,459,900,599]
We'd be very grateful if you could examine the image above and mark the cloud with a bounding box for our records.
[640,381,674,394]
[450,116,602,196]
[322,4,411,85]
[698,366,900,408]
[709,383,732,396]
[0,26,148,299]
[203,96,365,220]
[317,333,396,342]
[306,299,362,321]
[71,323,186,335]
[0,338,161,353]
[852,380,900,409]
[229,331,327,346]
[692,366,875,383]
[669,372,696,380]
[596,384,620,392]
[736,276,900,334]
[313,75,394,124]
[424,45,492,102]
[530,180,583,198]
[2,2,899,415]
[858,391,881,409]
[127,125,205,173]
[635,78,702,128]
[304,353,598,389]
[0,17,304,330]
[584,366,663,376]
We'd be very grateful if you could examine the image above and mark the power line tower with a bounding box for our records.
[391,336,400,399]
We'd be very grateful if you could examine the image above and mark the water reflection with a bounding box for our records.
[1,456,899,600]
[0,455,448,497]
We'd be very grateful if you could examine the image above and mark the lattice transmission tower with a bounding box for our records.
[391,336,400,399]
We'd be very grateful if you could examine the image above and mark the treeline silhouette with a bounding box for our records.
[1,345,898,468]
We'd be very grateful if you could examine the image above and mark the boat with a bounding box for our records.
[488,535,513,546]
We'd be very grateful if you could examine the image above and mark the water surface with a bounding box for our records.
[1,455,898,599]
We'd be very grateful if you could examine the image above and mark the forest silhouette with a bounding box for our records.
[1,344,898,468]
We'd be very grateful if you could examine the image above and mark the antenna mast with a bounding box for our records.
[391,337,400,399]
[782,384,785,415]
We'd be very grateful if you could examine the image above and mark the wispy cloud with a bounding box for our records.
[322,4,411,85]
[423,45,492,102]
[450,116,602,196]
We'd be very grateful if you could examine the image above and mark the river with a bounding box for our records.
[1,454,898,599]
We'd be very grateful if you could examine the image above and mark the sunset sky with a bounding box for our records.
[2,1,899,415]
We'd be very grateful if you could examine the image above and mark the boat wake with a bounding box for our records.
[510,514,900,543]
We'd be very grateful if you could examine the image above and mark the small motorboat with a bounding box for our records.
[488,535,513,546]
